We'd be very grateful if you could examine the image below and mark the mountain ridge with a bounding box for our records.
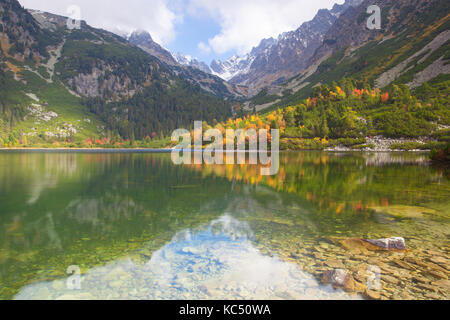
[245,0,450,111]
[210,0,365,93]
[0,0,235,145]
[0,0,449,147]
[126,29,247,100]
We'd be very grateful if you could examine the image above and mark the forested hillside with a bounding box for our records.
[200,77,449,151]
[0,0,448,149]
[0,0,233,146]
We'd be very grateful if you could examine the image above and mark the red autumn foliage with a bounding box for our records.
[353,89,363,96]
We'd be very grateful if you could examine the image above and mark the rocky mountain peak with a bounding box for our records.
[127,30,177,66]
[211,0,365,93]
[173,53,213,74]
[129,29,154,45]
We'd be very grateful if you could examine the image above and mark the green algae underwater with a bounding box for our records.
[0,151,448,300]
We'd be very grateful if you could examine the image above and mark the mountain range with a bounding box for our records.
[0,0,449,145]
[211,0,365,91]
[246,0,449,111]
[137,0,364,93]
[0,0,245,143]
[126,29,247,100]
[140,0,448,107]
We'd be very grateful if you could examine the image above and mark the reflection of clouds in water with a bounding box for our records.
[15,216,360,300]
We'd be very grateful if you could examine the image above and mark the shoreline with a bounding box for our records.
[0,136,442,153]
[0,147,431,153]
[0,147,173,152]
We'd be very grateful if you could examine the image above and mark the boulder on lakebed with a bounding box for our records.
[364,237,406,251]
[328,237,407,252]
[321,269,366,293]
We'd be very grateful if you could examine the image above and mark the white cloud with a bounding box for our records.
[197,41,211,54]
[18,0,181,45]
[18,0,343,56]
[188,0,343,55]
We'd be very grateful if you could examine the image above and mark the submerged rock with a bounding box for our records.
[364,290,381,300]
[324,259,345,269]
[428,256,449,266]
[329,237,406,252]
[363,237,406,251]
[369,205,436,219]
[433,279,450,291]
[321,269,366,293]
[382,274,400,285]
[322,269,348,286]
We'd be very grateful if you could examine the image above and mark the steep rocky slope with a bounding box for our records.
[212,0,364,93]
[247,0,450,111]
[128,30,177,66]
[127,30,247,100]
[173,52,212,74]
[0,0,234,144]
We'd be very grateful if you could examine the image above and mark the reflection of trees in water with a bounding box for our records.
[0,153,229,246]
[0,155,321,298]
[0,153,237,299]
[0,152,448,299]
[185,152,448,218]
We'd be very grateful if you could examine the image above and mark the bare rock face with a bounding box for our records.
[212,0,364,92]
[128,30,178,66]
[127,30,246,99]
[173,53,212,74]
[363,237,406,251]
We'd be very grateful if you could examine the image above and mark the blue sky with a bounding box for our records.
[168,11,228,62]
[19,0,343,64]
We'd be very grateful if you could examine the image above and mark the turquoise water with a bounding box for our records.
[0,152,448,300]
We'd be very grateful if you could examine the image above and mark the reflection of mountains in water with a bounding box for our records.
[174,215,255,242]
[66,194,141,230]
[15,215,360,300]
[2,152,445,299]
[363,153,429,167]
